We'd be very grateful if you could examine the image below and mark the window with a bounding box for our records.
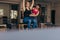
[10,4,18,19]
[10,10,18,19]
[0,9,4,17]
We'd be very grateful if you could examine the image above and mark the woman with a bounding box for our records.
[30,4,41,28]
[22,0,34,29]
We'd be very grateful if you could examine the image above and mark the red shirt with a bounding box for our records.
[32,8,39,15]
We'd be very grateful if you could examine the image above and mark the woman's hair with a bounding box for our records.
[36,4,41,11]
[33,5,36,8]
[36,4,41,14]
[36,4,41,7]
[25,1,31,7]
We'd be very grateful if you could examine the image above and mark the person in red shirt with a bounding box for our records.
[30,5,40,17]
[32,6,39,15]
[30,4,41,28]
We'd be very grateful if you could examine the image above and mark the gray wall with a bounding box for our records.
[0,3,10,24]
[55,3,60,25]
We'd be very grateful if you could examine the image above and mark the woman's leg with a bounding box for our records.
[23,17,31,29]
[32,18,38,28]
[27,19,31,29]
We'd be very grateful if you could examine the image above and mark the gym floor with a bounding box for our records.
[0,27,60,40]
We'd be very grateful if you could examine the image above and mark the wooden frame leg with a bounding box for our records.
[18,24,20,30]
[21,24,24,30]
[38,23,41,28]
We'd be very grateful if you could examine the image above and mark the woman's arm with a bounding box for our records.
[30,0,34,10]
[29,12,39,17]
[22,0,25,11]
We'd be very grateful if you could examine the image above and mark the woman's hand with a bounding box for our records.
[30,14,33,16]
[30,11,39,17]
[30,13,37,17]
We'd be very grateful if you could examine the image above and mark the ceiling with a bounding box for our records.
[0,0,60,4]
